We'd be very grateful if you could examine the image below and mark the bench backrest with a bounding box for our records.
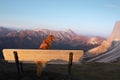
[3,49,83,63]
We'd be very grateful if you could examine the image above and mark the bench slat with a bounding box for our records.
[3,49,83,63]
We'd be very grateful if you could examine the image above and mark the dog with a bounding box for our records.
[36,35,56,76]
[40,35,56,49]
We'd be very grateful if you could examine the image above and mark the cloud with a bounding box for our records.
[105,4,120,8]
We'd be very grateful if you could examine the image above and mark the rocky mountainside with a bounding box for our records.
[84,21,120,63]
[85,41,120,62]
[108,21,120,42]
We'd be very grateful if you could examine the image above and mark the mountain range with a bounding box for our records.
[0,26,105,58]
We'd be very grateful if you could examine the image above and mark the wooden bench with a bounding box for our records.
[3,49,83,78]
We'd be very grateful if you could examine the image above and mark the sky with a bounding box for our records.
[0,0,120,37]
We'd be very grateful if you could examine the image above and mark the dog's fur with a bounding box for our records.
[36,35,56,76]
[40,35,56,49]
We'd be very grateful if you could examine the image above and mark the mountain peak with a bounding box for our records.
[108,21,120,42]
[65,29,77,36]
[66,29,73,32]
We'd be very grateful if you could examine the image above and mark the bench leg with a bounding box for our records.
[13,51,20,75]
[13,51,21,80]
[68,52,73,80]
[20,61,24,73]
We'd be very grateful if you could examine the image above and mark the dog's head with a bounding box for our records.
[47,35,56,42]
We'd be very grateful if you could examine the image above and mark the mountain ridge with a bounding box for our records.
[0,27,105,51]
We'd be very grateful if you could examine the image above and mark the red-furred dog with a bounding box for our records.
[40,35,56,49]
[36,35,56,77]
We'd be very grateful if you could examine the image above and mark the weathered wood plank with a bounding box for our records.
[3,49,83,63]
